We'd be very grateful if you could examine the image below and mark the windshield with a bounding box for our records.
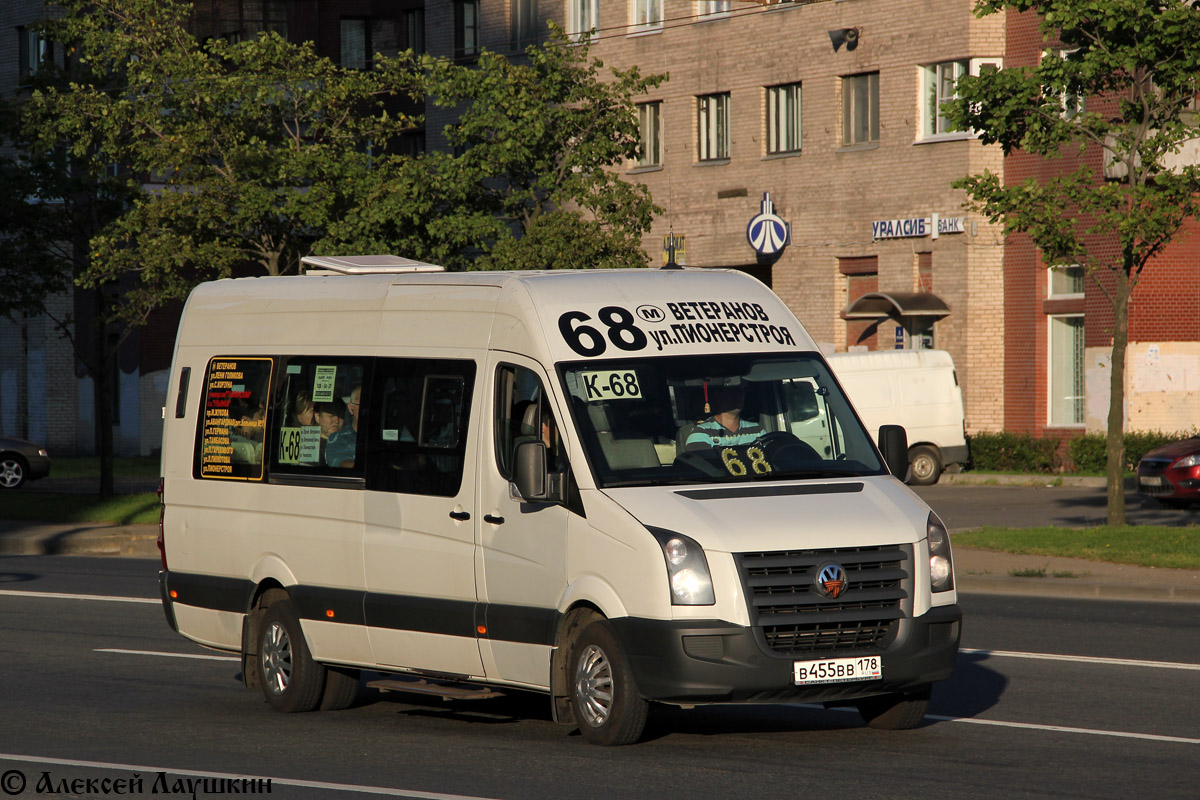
[559,353,888,488]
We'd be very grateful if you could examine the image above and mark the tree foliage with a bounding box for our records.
[944,0,1200,524]
[323,28,665,270]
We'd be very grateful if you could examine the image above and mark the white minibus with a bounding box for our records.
[157,257,960,745]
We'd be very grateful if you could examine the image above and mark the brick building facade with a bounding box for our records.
[1002,8,1200,438]
[532,0,1009,434]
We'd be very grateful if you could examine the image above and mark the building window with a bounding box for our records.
[1049,315,1085,426]
[511,0,539,50]
[697,1,731,18]
[766,83,802,155]
[697,93,730,161]
[632,0,664,31]
[568,0,599,39]
[189,0,288,43]
[636,102,661,167]
[1049,265,1085,297]
[403,9,425,53]
[1047,49,1086,120]
[842,72,879,146]
[17,27,54,84]
[341,18,402,69]
[921,60,967,137]
[341,19,367,69]
[455,0,481,60]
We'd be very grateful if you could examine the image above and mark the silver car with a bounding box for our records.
[0,436,51,489]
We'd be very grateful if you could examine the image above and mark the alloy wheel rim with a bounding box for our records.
[0,460,21,488]
[261,621,293,696]
[574,644,614,727]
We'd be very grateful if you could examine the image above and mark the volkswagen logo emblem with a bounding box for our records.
[814,562,848,599]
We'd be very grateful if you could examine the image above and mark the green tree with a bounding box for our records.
[1,78,140,497]
[945,0,1200,525]
[325,27,666,270]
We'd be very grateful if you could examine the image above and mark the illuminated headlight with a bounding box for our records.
[1175,454,1200,468]
[927,512,954,593]
[648,529,715,605]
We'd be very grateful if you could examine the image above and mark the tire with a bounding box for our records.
[0,456,27,490]
[570,620,648,746]
[856,685,932,730]
[1157,498,1192,510]
[907,446,942,486]
[256,598,325,713]
[320,667,361,711]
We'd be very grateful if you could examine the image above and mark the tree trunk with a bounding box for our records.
[1105,270,1131,527]
[93,286,115,499]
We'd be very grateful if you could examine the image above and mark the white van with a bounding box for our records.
[157,257,960,745]
[826,350,969,485]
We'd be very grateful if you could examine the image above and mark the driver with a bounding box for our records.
[684,379,764,451]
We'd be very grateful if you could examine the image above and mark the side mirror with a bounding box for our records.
[513,440,549,501]
[878,424,910,480]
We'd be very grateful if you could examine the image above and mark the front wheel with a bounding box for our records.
[570,620,648,746]
[907,446,942,486]
[856,685,932,730]
[256,598,325,713]
[0,456,27,490]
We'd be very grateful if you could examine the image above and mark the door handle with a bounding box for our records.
[483,514,505,525]
[449,510,471,521]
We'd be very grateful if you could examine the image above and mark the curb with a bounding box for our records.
[955,574,1200,604]
[938,473,1136,489]
[0,523,158,559]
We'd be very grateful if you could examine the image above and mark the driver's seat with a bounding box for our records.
[675,422,700,457]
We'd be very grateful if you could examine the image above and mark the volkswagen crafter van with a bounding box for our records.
[157,256,961,745]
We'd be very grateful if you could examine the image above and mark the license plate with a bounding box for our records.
[1140,475,1163,487]
[793,655,882,685]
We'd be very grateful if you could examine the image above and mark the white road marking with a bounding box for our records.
[96,648,239,663]
[0,753,504,800]
[961,648,1200,672]
[0,588,157,605]
[926,714,1200,745]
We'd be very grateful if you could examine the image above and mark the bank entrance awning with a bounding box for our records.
[842,291,950,319]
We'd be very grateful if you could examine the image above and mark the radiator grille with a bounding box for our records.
[736,545,911,656]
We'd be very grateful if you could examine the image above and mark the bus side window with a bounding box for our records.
[367,358,476,497]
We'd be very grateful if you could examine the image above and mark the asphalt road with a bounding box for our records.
[912,482,1200,531]
[1,556,1197,800]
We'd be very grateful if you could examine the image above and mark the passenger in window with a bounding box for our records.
[288,391,315,427]
[326,385,361,468]
[313,397,345,465]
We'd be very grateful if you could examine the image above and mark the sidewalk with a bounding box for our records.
[2,518,1198,603]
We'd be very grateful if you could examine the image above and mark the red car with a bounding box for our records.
[1136,435,1200,508]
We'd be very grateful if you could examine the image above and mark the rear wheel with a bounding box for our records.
[907,446,942,486]
[856,686,932,730]
[570,620,648,746]
[0,456,27,490]
[256,598,325,713]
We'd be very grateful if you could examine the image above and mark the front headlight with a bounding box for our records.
[927,512,954,593]
[1175,453,1200,469]
[648,528,715,605]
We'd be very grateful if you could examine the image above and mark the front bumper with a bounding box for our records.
[611,603,961,704]
[25,453,51,482]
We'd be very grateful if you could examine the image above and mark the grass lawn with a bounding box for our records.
[0,492,159,525]
[953,525,1200,570]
